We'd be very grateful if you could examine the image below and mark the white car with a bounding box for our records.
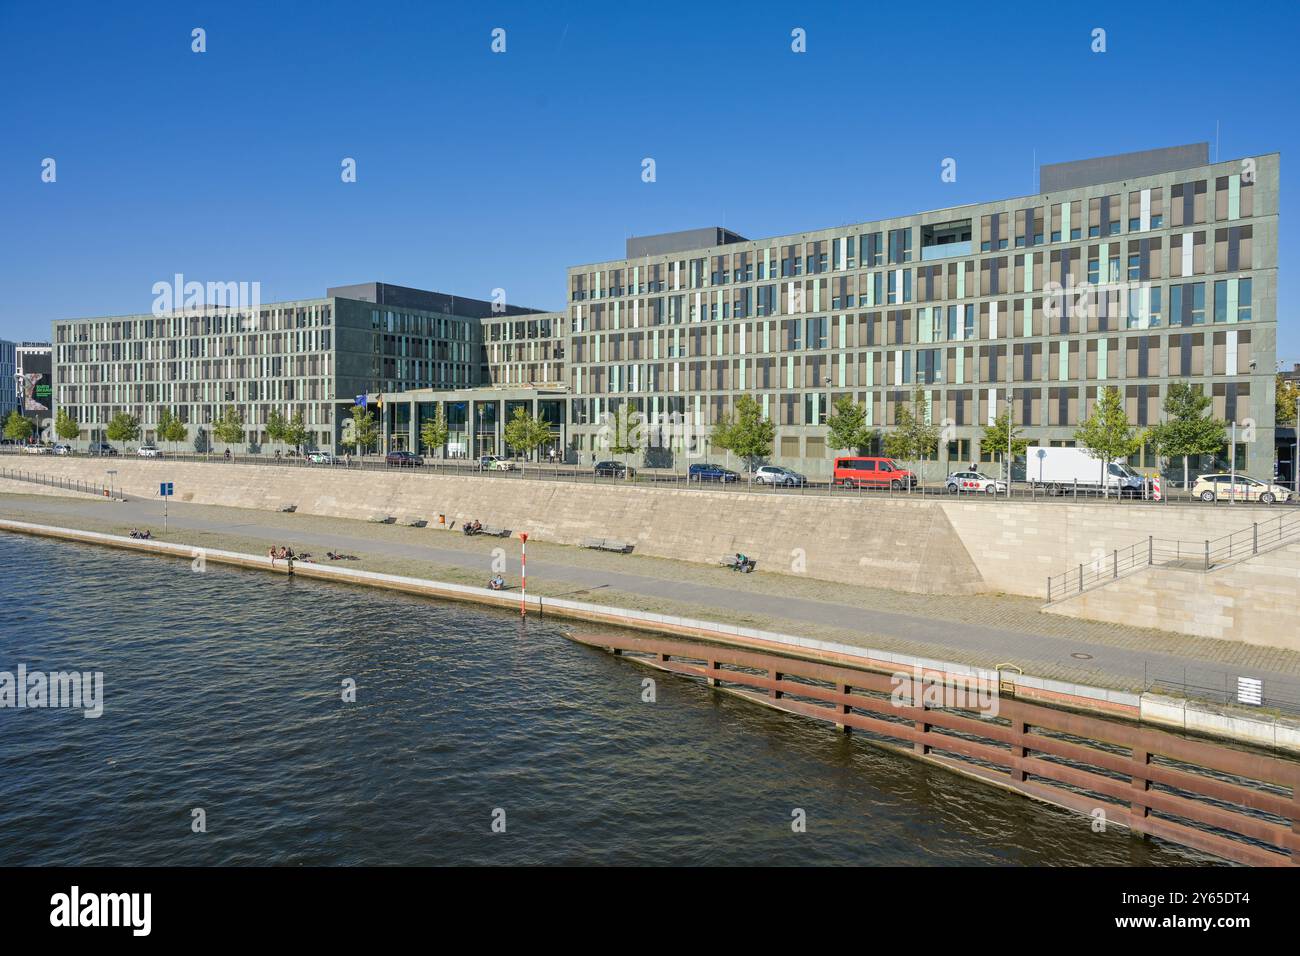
[945,471,1007,494]
[307,451,337,464]
[479,455,515,471]
[52,443,72,455]
[23,444,50,454]
[1192,474,1293,504]
[137,445,161,458]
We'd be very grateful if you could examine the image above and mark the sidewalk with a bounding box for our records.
[3,490,1299,697]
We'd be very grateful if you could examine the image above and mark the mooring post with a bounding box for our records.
[1130,747,1152,839]
[835,682,852,733]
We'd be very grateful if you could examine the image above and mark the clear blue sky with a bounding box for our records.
[1,0,1295,363]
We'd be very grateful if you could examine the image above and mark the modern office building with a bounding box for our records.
[51,284,548,451]
[49,145,1280,477]
[0,340,16,423]
[558,145,1277,478]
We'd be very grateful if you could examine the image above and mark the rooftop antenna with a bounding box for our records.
[1032,147,1037,192]
[1215,120,1220,162]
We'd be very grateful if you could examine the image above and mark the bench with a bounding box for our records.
[366,515,394,524]
[400,517,427,527]
[278,504,297,513]
[480,526,511,538]
[583,538,634,554]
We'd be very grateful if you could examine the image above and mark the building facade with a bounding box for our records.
[0,340,16,423]
[51,284,546,452]
[47,145,1281,478]
[563,146,1277,478]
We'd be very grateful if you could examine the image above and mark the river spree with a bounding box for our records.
[0,533,1212,865]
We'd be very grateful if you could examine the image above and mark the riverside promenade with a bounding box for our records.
[3,488,1299,703]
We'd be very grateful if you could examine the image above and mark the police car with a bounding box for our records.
[945,470,1007,494]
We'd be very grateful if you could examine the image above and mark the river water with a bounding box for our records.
[0,533,1211,866]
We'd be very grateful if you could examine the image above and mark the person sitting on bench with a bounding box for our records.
[464,519,484,536]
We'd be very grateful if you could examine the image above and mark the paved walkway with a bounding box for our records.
[4,491,1300,701]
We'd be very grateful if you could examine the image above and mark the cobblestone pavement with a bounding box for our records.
[4,492,1299,698]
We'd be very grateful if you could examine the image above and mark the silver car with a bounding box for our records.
[753,465,807,487]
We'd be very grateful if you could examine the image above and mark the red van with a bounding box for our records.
[833,456,918,490]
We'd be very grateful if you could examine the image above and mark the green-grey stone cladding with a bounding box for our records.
[564,151,1277,478]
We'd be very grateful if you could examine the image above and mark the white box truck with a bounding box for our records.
[1026,446,1144,496]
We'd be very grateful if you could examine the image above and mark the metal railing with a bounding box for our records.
[0,465,113,498]
[3,446,1290,510]
[1047,509,1300,602]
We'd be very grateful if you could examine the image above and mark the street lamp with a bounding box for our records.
[106,469,117,501]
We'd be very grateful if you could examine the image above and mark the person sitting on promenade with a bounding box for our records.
[488,574,505,590]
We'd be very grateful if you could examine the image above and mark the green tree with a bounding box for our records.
[3,410,33,443]
[981,409,1029,482]
[504,406,552,461]
[161,410,188,450]
[1147,383,1228,489]
[420,405,449,458]
[825,395,876,454]
[344,405,378,455]
[265,409,288,448]
[605,402,643,476]
[1277,373,1299,428]
[282,411,310,455]
[105,412,140,453]
[1074,387,1142,498]
[211,405,246,454]
[883,387,939,480]
[55,408,80,443]
[711,394,774,473]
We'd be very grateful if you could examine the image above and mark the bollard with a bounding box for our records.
[1204,539,1210,571]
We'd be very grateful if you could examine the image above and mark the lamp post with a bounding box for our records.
[106,469,117,501]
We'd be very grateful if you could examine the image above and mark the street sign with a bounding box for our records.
[160,482,174,497]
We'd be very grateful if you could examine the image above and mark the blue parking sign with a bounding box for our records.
[160,482,173,497]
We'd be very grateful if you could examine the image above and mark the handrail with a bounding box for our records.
[1047,509,1300,601]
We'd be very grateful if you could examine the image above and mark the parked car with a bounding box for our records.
[945,471,1006,495]
[688,463,740,483]
[1192,474,1293,504]
[752,465,806,487]
[833,456,917,490]
[52,443,72,455]
[594,460,635,478]
[23,444,50,454]
[385,450,424,468]
[479,455,515,471]
[137,445,160,458]
[88,442,118,456]
[307,451,337,465]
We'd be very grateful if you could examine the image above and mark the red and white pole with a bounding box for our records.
[519,532,528,617]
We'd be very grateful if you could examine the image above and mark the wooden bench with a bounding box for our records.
[583,538,634,554]
[367,515,394,524]
[400,517,427,527]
